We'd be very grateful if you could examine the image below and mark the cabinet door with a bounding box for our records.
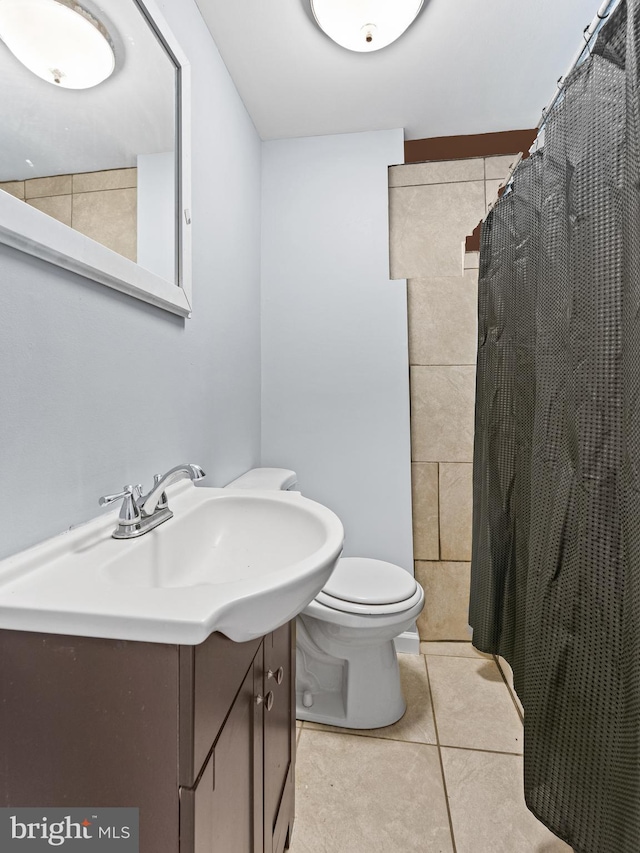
[263,622,295,853]
[185,652,264,853]
[180,633,262,787]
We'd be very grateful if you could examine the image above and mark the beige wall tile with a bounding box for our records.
[421,641,491,659]
[415,561,471,641]
[484,153,519,181]
[25,175,72,199]
[464,251,479,269]
[72,188,137,261]
[410,365,476,462]
[408,270,478,366]
[441,748,572,852]
[412,462,439,560]
[439,462,473,561]
[485,178,505,212]
[27,195,72,228]
[0,181,25,200]
[290,730,453,852]
[427,655,522,753]
[304,654,437,745]
[73,168,137,193]
[389,158,484,188]
[389,181,485,279]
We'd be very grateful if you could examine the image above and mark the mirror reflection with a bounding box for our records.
[0,0,178,284]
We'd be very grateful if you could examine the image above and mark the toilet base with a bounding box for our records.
[295,615,407,729]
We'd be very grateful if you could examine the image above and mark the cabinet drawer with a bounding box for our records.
[180,632,261,785]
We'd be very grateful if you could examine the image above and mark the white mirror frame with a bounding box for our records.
[0,0,192,318]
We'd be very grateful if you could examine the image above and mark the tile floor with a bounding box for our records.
[288,643,573,853]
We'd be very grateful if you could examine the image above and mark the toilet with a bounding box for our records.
[225,468,425,729]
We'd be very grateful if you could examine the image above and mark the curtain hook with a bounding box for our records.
[583,25,592,55]
[538,107,547,138]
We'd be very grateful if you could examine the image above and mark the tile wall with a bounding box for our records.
[389,154,518,640]
[0,168,137,262]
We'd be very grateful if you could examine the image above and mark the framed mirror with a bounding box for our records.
[0,0,192,317]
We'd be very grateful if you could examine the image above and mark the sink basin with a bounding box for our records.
[0,483,344,644]
[102,494,331,589]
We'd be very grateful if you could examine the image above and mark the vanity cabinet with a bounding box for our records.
[0,622,296,853]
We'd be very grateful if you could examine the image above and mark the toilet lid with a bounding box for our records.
[322,557,418,605]
[315,584,423,616]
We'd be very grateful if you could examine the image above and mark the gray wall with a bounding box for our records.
[261,130,414,572]
[0,0,263,559]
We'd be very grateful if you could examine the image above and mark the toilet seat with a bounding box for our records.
[315,557,421,615]
[316,586,423,615]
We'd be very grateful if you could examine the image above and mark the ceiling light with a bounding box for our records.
[310,0,424,52]
[0,0,115,89]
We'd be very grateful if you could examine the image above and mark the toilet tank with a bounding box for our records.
[225,467,298,491]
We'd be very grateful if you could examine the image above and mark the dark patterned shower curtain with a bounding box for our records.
[469,2,640,851]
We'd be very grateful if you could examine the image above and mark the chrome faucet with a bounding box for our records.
[140,463,206,515]
[99,463,206,539]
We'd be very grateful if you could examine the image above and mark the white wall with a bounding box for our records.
[261,130,414,572]
[0,0,263,559]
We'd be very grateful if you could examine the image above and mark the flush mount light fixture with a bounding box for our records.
[310,0,424,52]
[0,0,115,89]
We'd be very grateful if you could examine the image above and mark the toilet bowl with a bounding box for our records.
[225,467,425,729]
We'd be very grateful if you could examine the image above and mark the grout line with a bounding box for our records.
[298,720,437,747]
[438,742,523,758]
[423,652,492,660]
[73,186,137,194]
[436,462,441,562]
[409,363,477,368]
[412,461,474,466]
[390,176,486,190]
[494,655,525,723]
[424,654,459,853]
[299,725,438,748]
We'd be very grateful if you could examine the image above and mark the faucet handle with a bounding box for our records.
[99,485,133,507]
[99,485,141,526]
[153,474,169,509]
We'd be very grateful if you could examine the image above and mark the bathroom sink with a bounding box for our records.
[0,483,344,644]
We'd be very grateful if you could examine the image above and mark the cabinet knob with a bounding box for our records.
[256,691,274,711]
[267,667,284,685]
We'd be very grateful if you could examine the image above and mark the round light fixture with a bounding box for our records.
[310,0,424,52]
[0,0,115,89]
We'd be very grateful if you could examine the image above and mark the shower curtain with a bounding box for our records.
[469,2,640,851]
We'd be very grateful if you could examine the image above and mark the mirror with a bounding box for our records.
[0,0,192,317]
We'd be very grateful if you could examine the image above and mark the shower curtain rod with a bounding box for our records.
[537,0,623,129]
[489,0,623,212]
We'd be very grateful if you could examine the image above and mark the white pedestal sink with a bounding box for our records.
[0,483,344,644]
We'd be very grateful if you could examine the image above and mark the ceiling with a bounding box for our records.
[195,0,602,142]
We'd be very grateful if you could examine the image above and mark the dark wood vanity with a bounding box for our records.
[0,622,296,853]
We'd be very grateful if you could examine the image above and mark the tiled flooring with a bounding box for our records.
[289,643,572,853]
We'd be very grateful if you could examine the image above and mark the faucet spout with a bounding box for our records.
[140,463,206,516]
